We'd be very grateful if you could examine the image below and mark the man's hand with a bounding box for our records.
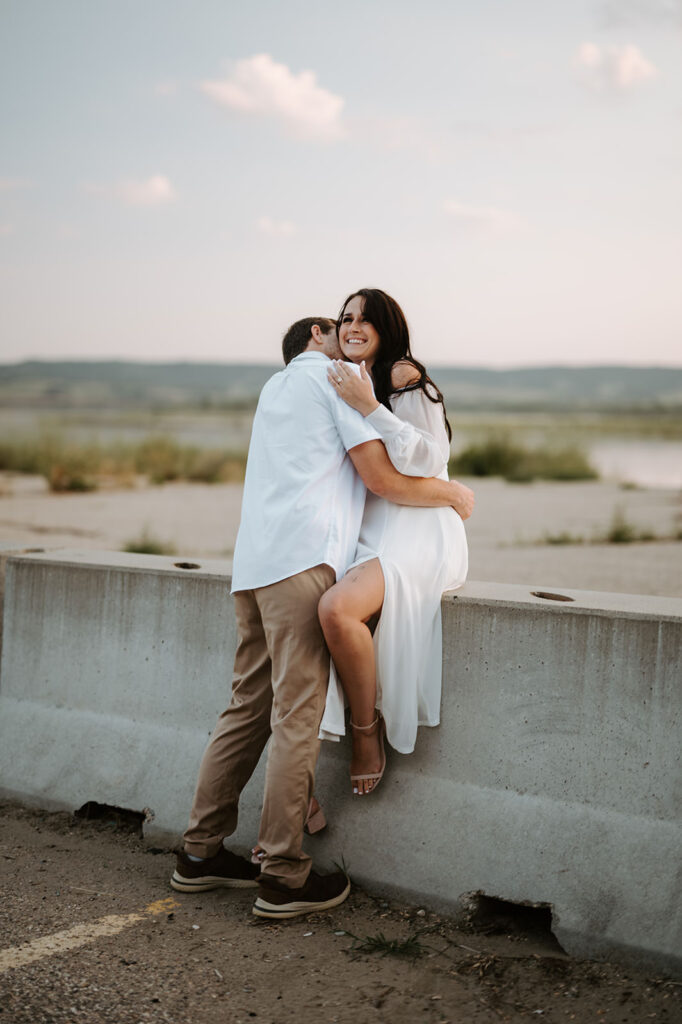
[448,480,475,520]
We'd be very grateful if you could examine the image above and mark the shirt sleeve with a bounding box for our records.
[365,389,450,477]
[329,384,382,452]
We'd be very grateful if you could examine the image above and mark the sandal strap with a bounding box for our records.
[350,772,384,782]
[350,714,379,732]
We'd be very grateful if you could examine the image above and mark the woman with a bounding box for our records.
[318,288,470,795]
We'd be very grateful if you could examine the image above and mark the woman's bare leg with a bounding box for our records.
[318,559,385,795]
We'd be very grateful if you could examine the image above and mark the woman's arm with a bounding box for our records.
[348,440,475,519]
[328,359,449,477]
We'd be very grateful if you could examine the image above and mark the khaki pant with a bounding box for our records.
[183,563,335,888]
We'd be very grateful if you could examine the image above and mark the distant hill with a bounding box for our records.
[1,360,681,412]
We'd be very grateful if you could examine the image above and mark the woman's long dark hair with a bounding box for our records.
[337,288,452,440]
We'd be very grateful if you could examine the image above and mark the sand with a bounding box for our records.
[0,474,680,597]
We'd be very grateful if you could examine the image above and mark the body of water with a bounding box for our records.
[580,440,682,490]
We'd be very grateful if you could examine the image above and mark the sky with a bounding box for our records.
[1,0,681,367]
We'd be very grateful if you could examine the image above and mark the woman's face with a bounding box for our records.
[338,295,381,369]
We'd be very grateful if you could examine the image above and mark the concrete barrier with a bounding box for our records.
[0,549,680,975]
[0,542,45,662]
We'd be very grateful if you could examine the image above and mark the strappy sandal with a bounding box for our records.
[251,796,327,864]
[350,713,386,796]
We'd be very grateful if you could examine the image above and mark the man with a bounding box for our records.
[171,316,474,919]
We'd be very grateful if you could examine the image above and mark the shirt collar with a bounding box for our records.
[289,351,330,366]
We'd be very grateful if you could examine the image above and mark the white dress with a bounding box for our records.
[319,387,469,754]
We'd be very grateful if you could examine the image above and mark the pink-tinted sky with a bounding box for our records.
[1,0,681,366]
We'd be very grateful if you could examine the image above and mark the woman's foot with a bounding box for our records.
[350,714,386,796]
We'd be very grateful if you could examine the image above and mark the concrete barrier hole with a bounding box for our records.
[531,591,575,603]
[174,561,201,570]
[463,893,565,953]
[21,548,45,554]
[74,801,146,837]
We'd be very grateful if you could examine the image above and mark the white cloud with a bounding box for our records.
[574,42,658,91]
[86,175,177,206]
[443,200,523,234]
[256,215,297,237]
[200,54,346,142]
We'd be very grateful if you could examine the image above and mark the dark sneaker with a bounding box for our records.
[252,869,350,919]
[170,847,260,892]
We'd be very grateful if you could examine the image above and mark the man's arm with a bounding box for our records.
[349,440,475,520]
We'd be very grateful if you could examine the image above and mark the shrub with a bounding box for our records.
[544,531,585,545]
[122,528,176,556]
[133,437,187,484]
[0,434,100,490]
[185,450,248,484]
[48,463,98,492]
[450,437,525,478]
[0,433,248,487]
[528,446,598,482]
[450,437,598,483]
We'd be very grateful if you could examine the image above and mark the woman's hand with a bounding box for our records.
[328,359,379,417]
[448,480,475,520]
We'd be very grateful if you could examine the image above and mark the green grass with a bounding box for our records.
[0,434,248,490]
[532,506,675,546]
[346,931,426,959]
[0,434,101,491]
[122,528,177,556]
[602,506,656,544]
[544,531,586,545]
[450,437,598,483]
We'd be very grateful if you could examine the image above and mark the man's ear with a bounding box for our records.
[309,323,324,348]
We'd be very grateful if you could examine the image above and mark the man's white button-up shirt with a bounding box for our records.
[231,352,381,593]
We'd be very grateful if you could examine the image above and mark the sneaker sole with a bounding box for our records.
[252,878,351,919]
[170,871,259,893]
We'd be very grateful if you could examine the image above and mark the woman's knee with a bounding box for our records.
[318,587,350,635]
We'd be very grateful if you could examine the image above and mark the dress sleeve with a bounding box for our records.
[365,388,450,477]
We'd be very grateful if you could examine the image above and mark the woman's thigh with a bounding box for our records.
[322,558,385,624]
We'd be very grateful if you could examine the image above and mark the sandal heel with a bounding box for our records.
[304,797,327,835]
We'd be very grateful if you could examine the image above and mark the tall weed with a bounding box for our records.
[450,437,598,482]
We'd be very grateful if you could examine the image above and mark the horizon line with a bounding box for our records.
[2,358,682,372]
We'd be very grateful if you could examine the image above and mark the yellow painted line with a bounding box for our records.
[144,898,179,917]
[0,898,180,973]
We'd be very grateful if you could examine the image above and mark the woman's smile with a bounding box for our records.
[338,294,381,367]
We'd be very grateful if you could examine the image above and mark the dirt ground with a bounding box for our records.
[0,474,681,597]
[0,802,679,1024]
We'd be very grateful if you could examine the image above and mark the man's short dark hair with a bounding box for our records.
[282,317,336,365]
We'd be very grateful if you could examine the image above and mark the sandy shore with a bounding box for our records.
[0,473,680,598]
